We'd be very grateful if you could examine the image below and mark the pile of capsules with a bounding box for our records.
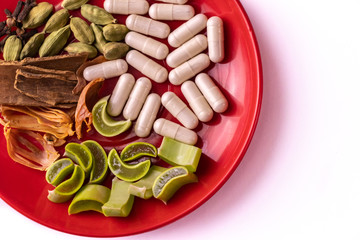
[83,0,228,145]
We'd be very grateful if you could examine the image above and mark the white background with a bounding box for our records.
[2,0,360,239]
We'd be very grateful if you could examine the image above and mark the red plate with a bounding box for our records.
[0,0,262,237]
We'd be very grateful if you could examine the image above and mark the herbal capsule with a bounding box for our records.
[195,73,228,113]
[126,50,168,83]
[207,16,225,63]
[104,0,149,15]
[125,31,169,60]
[135,93,161,137]
[166,34,207,68]
[161,92,198,129]
[83,59,128,81]
[123,77,152,120]
[168,14,207,48]
[156,0,188,4]
[149,4,194,21]
[126,14,170,39]
[153,118,197,145]
[168,53,210,85]
[181,81,213,122]
[107,73,135,117]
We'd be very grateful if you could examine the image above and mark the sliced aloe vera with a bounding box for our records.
[82,140,108,184]
[46,158,74,186]
[108,148,151,182]
[68,184,111,215]
[128,165,167,199]
[92,96,132,137]
[47,165,85,203]
[64,142,93,174]
[120,142,157,162]
[158,137,202,172]
[102,178,134,217]
[152,166,198,204]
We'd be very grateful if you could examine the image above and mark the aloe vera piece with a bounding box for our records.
[102,178,134,217]
[92,96,132,137]
[108,149,151,182]
[46,158,74,186]
[47,165,85,203]
[128,165,167,199]
[152,166,198,204]
[158,137,202,172]
[120,142,157,162]
[68,184,111,215]
[64,142,93,174]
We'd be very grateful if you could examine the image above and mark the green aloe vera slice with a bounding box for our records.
[158,137,202,172]
[108,149,151,182]
[102,178,134,217]
[152,166,198,204]
[68,184,111,215]
[82,140,108,184]
[47,165,85,203]
[120,142,157,162]
[128,165,167,199]
[64,142,93,174]
[92,96,132,137]
[45,158,74,186]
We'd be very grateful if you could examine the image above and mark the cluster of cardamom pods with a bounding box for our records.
[1,0,130,61]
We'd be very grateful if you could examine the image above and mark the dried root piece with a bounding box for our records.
[73,55,106,95]
[4,126,59,171]
[14,67,79,106]
[75,78,104,139]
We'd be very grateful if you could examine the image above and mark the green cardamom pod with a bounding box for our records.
[20,32,45,59]
[103,24,129,42]
[39,25,71,57]
[70,17,95,44]
[64,42,97,59]
[23,2,54,29]
[62,0,89,10]
[3,35,22,61]
[81,4,117,25]
[43,8,70,33]
[103,42,129,60]
[90,23,107,54]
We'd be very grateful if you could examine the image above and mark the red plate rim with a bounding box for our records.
[0,0,262,237]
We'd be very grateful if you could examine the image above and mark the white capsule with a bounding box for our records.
[104,0,149,15]
[207,16,225,63]
[107,74,135,117]
[83,59,128,81]
[149,4,194,21]
[195,73,228,113]
[135,93,161,137]
[123,77,152,120]
[181,81,213,122]
[153,118,197,145]
[125,31,169,60]
[168,14,207,48]
[161,91,198,129]
[156,0,188,4]
[126,14,170,39]
[169,53,210,85]
[166,34,207,68]
[126,50,168,83]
